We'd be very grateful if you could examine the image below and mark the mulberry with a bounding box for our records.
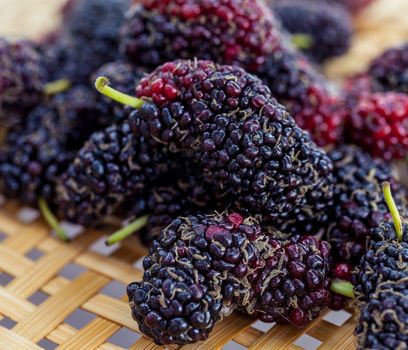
[127,59,334,223]
[128,212,334,344]
[368,43,408,94]
[272,0,352,63]
[346,92,408,160]
[326,145,406,264]
[56,104,177,225]
[355,278,408,350]
[0,86,103,204]
[352,182,408,304]
[120,0,281,71]
[0,39,46,126]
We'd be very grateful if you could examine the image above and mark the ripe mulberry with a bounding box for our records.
[355,278,408,350]
[131,59,334,223]
[0,86,103,204]
[56,103,178,225]
[368,43,408,94]
[128,212,333,344]
[0,39,46,126]
[326,145,406,264]
[272,0,352,63]
[120,0,281,71]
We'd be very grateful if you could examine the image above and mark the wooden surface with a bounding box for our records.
[0,202,357,350]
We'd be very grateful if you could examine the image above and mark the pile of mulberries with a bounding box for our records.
[128,212,333,344]
[325,145,407,264]
[0,39,46,126]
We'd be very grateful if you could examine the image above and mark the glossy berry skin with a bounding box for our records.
[272,0,352,63]
[128,212,332,344]
[0,86,105,204]
[352,223,408,305]
[368,43,408,94]
[326,145,406,264]
[257,49,345,147]
[355,278,408,350]
[346,93,408,160]
[121,0,281,71]
[56,104,178,225]
[132,59,334,224]
[91,61,146,124]
[0,39,46,126]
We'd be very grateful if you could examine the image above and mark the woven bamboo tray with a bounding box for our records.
[0,0,407,349]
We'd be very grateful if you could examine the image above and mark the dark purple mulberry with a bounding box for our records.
[132,59,334,224]
[352,221,408,304]
[120,0,281,71]
[56,103,178,225]
[368,43,408,94]
[355,278,408,350]
[272,0,352,63]
[326,145,407,264]
[0,86,105,204]
[0,39,46,126]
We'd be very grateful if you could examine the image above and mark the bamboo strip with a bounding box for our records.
[6,233,99,298]
[75,252,143,283]
[57,317,120,350]
[0,327,43,350]
[0,245,33,276]
[81,295,139,332]
[12,271,108,342]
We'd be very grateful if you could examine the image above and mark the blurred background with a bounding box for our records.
[0,0,407,81]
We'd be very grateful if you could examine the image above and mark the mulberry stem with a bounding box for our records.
[383,181,403,242]
[38,198,69,241]
[291,34,313,49]
[330,279,355,299]
[44,79,71,96]
[95,76,145,108]
[105,215,149,246]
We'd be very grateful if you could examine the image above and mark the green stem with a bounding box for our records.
[95,76,145,108]
[330,279,355,299]
[105,215,149,246]
[38,198,69,241]
[383,181,403,242]
[44,79,71,96]
[291,33,314,49]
